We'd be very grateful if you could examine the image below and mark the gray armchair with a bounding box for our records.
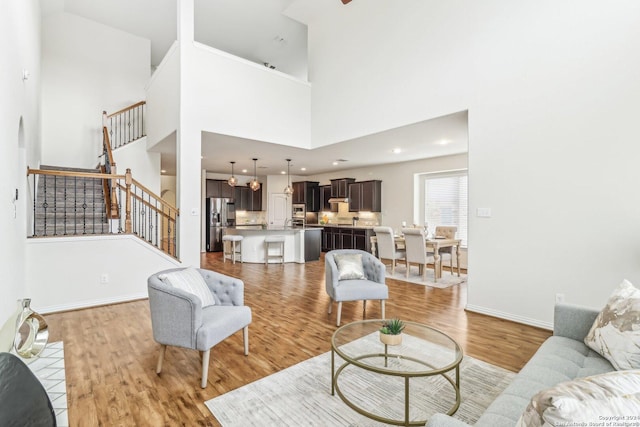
[148,267,252,388]
[325,249,388,326]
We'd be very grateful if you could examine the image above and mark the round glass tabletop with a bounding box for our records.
[331,319,463,376]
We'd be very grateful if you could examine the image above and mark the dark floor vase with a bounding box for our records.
[0,352,56,426]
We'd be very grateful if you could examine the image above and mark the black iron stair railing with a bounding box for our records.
[27,167,180,259]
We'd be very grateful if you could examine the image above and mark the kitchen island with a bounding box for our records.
[223,226,322,264]
[314,224,376,253]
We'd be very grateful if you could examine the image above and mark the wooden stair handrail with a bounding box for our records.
[28,166,179,258]
[102,127,116,170]
[105,101,146,119]
[100,165,112,219]
[27,168,125,180]
[27,168,179,214]
[130,177,179,213]
[102,126,119,219]
[116,183,177,221]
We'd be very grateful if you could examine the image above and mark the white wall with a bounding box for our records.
[188,42,311,148]
[305,0,640,328]
[146,42,179,149]
[465,1,640,327]
[112,137,161,194]
[41,12,150,168]
[26,235,181,313]
[306,0,471,147]
[0,0,41,343]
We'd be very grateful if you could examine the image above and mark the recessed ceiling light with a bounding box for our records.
[280,171,286,175]
[438,139,451,145]
[300,167,306,171]
[332,161,339,166]
[161,169,167,173]
[242,169,248,173]
[392,148,402,154]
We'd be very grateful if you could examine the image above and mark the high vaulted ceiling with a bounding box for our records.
[43,0,469,176]
[47,0,309,79]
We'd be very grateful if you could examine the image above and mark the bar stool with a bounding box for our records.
[222,235,243,264]
[264,235,285,264]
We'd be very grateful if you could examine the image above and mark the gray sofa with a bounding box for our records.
[427,303,614,427]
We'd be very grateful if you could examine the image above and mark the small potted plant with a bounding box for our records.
[379,318,405,346]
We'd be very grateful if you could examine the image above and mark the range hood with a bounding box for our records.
[328,197,349,204]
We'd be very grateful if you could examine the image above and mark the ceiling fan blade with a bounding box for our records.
[341,0,352,4]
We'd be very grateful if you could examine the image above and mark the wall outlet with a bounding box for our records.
[100,273,109,284]
[476,207,492,218]
[555,293,565,303]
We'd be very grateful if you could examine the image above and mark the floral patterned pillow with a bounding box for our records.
[584,279,640,370]
[516,370,640,427]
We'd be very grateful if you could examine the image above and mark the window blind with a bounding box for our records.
[423,173,468,247]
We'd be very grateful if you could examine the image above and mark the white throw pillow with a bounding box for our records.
[333,253,366,280]
[584,279,640,370]
[158,268,215,308]
[516,370,640,427]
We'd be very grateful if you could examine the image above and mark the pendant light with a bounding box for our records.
[283,159,294,196]
[249,158,261,192]
[227,161,237,187]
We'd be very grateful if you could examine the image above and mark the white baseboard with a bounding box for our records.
[38,292,148,314]
[465,304,553,331]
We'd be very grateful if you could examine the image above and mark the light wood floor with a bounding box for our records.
[45,253,551,426]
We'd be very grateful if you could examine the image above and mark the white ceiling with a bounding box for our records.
[54,0,309,78]
[46,0,469,177]
[153,111,468,176]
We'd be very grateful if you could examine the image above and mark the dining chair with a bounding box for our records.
[401,228,435,280]
[434,226,457,274]
[373,226,406,274]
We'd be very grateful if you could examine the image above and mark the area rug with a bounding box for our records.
[206,334,513,426]
[385,264,467,288]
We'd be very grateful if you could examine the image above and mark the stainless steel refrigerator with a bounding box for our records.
[206,198,235,252]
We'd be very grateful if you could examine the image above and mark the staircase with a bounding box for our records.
[28,100,179,259]
[32,165,111,237]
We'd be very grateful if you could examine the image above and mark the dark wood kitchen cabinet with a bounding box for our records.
[340,228,354,249]
[353,229,372,252]
[206,179,220,198]
[234,185,262,211]
[233,186,249,210]
[320,185,338,212]
[330,178,355,198]
[349,180,382,212]
[321,226,373,252]
[292,181,320,212]
[206,179,234,198]
[220,181,234,198]
[322,226,340,251]
[250,185,262,211]
[348,183,361,212]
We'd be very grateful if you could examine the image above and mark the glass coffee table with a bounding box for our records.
[331,319,463,426]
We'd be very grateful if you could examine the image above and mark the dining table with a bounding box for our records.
[369,234,462,282]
